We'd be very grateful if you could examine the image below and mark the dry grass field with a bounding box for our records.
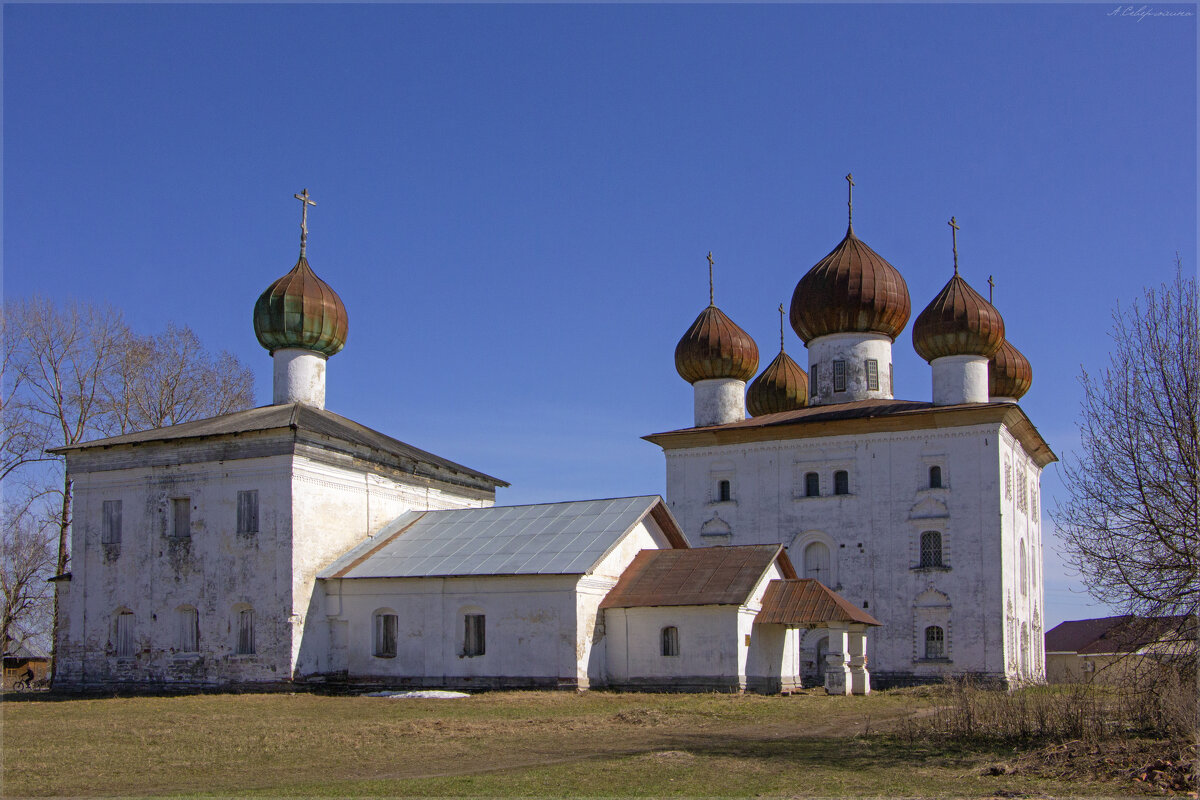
[0,688,1165,798]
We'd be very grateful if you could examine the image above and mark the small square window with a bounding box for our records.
[833,361,847,392]
[464,614,485,657]
[865,359,879,391]
[237,490,258,535]
[172,498,191,538]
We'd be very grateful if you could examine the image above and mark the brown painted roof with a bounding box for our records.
[912,273,1005,362]
[599,545,795,609]
[254,256,349,357]
[756,579,880,626]
[1045,615,1193,655]
[644,398,1058,468]
[747,349,808,417]
[48,403,508,487]
[989,338,1033,400]
[790,226,911,344]
[675,305,760,384]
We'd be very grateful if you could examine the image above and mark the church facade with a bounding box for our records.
[652,186,1053,687]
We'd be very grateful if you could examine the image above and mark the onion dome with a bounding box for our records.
[675,305,759,384]
[912,272,1005,362]
[675,252,759,384]
[789,177,910,344]
[989,338,1032,399]
[747,305,808,416]
[254,256,349,357]
[254,189,349,357]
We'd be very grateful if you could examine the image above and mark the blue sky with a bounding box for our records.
[4,3,1196,628]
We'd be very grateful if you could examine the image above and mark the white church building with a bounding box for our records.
[50,192,887,694]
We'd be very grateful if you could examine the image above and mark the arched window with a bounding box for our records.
[804,472,820,497]
[803,541,831,583]
[919,531,943,568]
[115,611,135,657]
[176,606,199,653]
[661,626,679,657]
[373,610,398,658]
[924,626,945,659]
[1019,540,1028,597]
[833,470,849,495]
[929,465,942,489]
[717,480,731,502]
[236,607,255,655]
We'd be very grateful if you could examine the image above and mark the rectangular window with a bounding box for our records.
[116,612,135,657]
[102,500,122,545]
[804,472,820,497]
[717,480,731,502]
[661,626,680,657]
[236,609,255,655]
[237,490,258,535]
[172,498,191,538]
[834,470,849,495]
[920,531,943,567]
[374,613,398,658]
[463,614,485,657]
[865,359,879,391]
[177,608,199,653]
[832,360,847,392]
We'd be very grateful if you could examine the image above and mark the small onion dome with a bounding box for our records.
[674,305,759,384]
[789,226,911,344]
[989,338,1033,400]
[747,350,808,416]
[912,273,1005,362]
[253,256,349,357]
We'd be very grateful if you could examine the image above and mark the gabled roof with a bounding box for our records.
[756,579,880,626]
[599,544,795,609]
[644,398,1056,468]
[48,403,507,487]
[319,496,687,580]
[1045,615,1193,655]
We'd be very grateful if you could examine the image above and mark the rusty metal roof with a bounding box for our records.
[747,349,808,417]
[599,544,795,609]
[912,273,1005,362]
[48,403,507,487]
[675,305,760,384]
[254,256,349,357]
[989,338,1033,400]
[755,579,880,626]
[789,226,911,344]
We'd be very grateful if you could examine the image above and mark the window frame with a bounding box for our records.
[804,472,820,498]
[463,613,486,657]
[832,360,847,393]
[833,470,849,496]
[115,611,135,658]
[661,626,680,657]
[102,499,122,546]
[919,531,943,568]
[929,465,943,489]
[237,490,259,535]
[172,497,192,539]
[865,359,879,391]
[716,479,731,503]
[924,625,945,660]
[373,611,398,658]
[177,606,200,653]
[236,608,256,655]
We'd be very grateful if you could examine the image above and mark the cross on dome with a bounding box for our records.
[778,303,786,351]
[988,274,995,303]
[845,173,855,228]
[948,216,961,274]
[294,188,317,257]
[707,251,715,306]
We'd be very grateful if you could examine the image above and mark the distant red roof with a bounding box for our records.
[1045,615,1193,655]
[600,545,795,609]
[756,579,880,626]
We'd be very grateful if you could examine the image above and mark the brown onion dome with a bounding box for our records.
[253,256,349,357]
[747,350,808,416]
[912,272,1005,362]
[675,305,759,384]
[989,338,1033,399]
[789,225,911,344]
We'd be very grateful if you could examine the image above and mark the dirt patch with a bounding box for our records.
[1006,737,1198,795]
[612,708,669,726]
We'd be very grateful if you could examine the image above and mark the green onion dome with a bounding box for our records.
[747,350,808,416]
[253,256,348,357]
[912,273,1005,362]
[989,338,1032,399]
[674,305,759,384]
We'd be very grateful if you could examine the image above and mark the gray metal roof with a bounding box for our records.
[320,496,677,579]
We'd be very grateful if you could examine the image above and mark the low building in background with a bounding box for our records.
[1044,615,1194,684]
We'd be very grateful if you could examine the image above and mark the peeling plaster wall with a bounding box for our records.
[661,421,1045,685]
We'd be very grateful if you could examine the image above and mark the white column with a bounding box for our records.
[693,379,746,427]
[806,333,894,406]
[931,354,989,405]
[848,624,870,696]
[273,348,327,408]
[823,624,852,696]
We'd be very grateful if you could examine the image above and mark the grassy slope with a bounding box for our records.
[3,690,1123,798]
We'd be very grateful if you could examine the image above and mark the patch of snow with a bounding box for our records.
[364,690,470,699]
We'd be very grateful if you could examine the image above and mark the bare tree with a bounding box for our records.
[1053,262,1199,669]
[1,497,56,656]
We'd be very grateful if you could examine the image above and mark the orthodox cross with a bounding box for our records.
[845,173,855,227]
[948,216,960,275]
[294,188,317,257]
[707,251,715,306]
[778,303,786,351]
[988,274,995,304]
